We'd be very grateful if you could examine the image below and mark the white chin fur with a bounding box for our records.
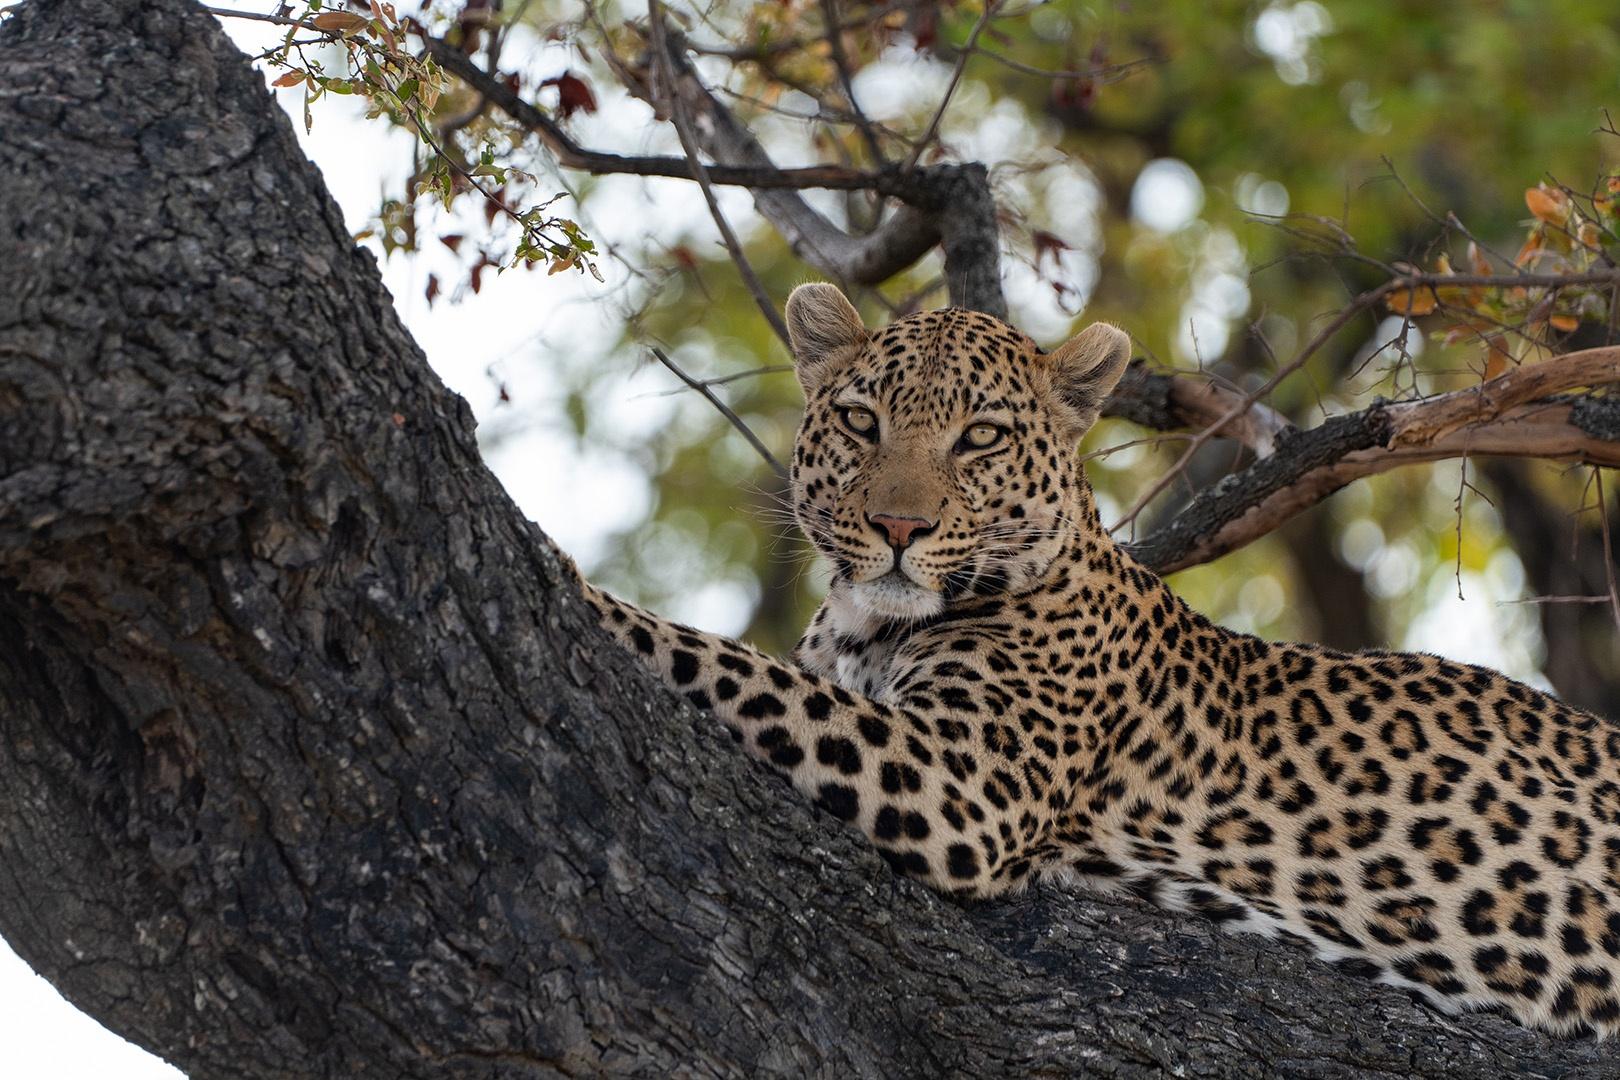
[849,574,944,621]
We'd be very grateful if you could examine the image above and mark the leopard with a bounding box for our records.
[577,282,1620,1037]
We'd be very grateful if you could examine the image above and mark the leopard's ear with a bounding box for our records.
[785,283,867,393]
[1044,322,1132,441]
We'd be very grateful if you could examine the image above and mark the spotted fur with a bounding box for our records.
[580,285,1620,1037]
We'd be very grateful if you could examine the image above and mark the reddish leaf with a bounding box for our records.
[1032,230,1069,264]
[312,11,368,32]
[439,233,464,253]
[1483,344,1510,380]
[1051,77,1095,112]
[1514,228,1544,267]
[425,273,440,306]
[1386,287,1437,316]
[912,9,938,50]
[540,72,598,119]
[1525,185,1570,226]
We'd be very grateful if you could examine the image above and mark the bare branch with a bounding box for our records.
[1378,345,1620,442]
[904,0,999,171]
[819,0,887,164]
[619,24,1007,314]
[1124,347,1620,573]
[1112,271,1620,536]
[420,36,895,193]
[1504,594,1618,605]
[1105,361,1294,456]
[649,347,788,478]
[609,26,942,290]
[687,0,911,62]
[647,1,792,350]
[973,47,1160,85]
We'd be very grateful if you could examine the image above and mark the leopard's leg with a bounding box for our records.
[579,582,1029,896]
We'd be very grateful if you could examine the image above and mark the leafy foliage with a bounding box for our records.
[264,0,599,277]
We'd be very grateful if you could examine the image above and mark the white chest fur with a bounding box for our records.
[795,587,906,700]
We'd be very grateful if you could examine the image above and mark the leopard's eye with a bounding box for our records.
[957,422,1005,452]
[841,406,878,439]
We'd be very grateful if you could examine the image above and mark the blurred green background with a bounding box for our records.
[250,0,1620,710]
[531,0,1620,711]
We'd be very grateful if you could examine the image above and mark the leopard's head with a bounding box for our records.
[786,283,1131,621]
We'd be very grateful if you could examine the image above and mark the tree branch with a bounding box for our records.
[1123,348,1620,572]
[649,347,788,477]
[613,24,948,292]
[818,0,886,164]
[419,34,893,192]
[903,0,998,171]
[1105,359,1295,456]
[645,0,792,350]
[233,6,1011,315]
[605,17,1007,314]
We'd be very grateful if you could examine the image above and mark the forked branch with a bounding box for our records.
[1123,347,1620,572]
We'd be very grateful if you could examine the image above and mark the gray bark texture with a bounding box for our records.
[0,1,1615,1076]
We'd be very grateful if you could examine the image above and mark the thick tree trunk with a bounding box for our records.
[0,1,1614,1076]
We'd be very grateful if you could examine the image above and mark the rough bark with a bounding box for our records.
[0,1,1615,1077]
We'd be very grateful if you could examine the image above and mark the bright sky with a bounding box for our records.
[0,4,1552,1076]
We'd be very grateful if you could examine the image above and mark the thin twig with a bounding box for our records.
[1501,595,1618,605]
[904,0,999,171]
[715,84,909,143]
[650,348,788,478]
[206,8,902,194]
[1111,279,1393,534]
[647,1,793,350]
[1452,448,1493,601]
[648,365,794,396]
[974,47,1158,85]
[819,0,887,164]
[1596,468,1620,633]
[1077,432,1195,464]
[688,0,911,61]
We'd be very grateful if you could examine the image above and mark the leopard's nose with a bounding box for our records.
[867,513,938,550]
